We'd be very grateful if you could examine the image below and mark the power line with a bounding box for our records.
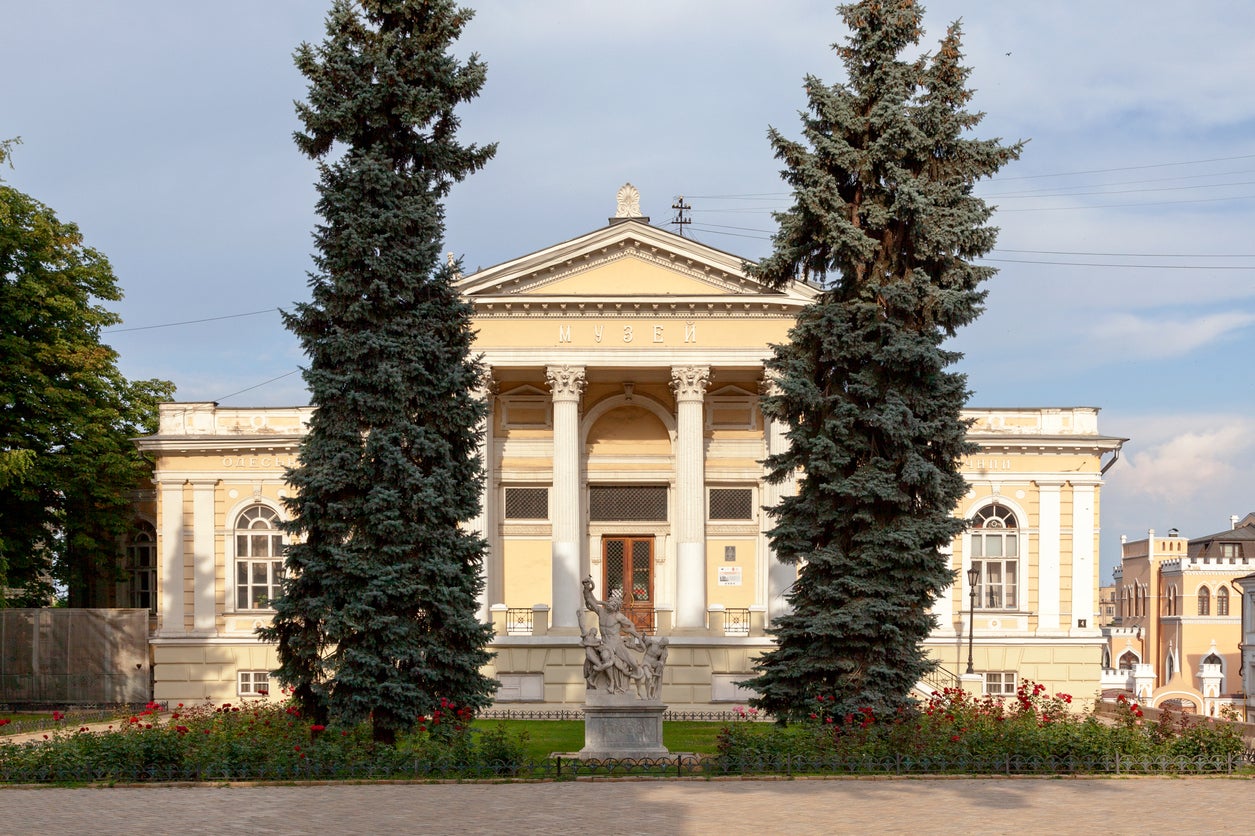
[979,257,1255,270]
[215,369,302,404]
[104,307,280,333]
[983,179,1255,201]
[989,152,1255,181]
[997,248,1255,258]
[998,193,1255,212]
[979,166,1255,197]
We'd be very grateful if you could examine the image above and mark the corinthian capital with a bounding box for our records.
[546,365,587,403]
[670,365,711,403]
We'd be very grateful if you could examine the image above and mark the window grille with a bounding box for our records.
[709,488,754,521]
[235,505,286,610]
[238,670,270,697]
[589,486,667,522]
[126,521,157,614]
[504,487,549,520]
[971,503,1019,610]
[983,671,1017,696]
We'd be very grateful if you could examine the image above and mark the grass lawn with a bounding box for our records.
[471,720,726,759]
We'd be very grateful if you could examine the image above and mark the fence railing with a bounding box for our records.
[1,750,1251,784]
[505,608,534,636]
[724,608,751,636]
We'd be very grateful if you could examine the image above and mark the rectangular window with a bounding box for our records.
[983,671,1017,696]
[589,485,667,522]
[973,559,1017,609]
[236,560,285,609]
[238,670,270,697]
[709,488,754,521]
[1221,543,1240,558]
[503,487,549,520]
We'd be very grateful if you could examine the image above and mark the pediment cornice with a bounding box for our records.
[457,220,817,311]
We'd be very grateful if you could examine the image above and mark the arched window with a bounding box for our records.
[126,520,157,614]
[235,506,286,610]
[1217,586,1230,616]
[1202,652,1223,669]
[970,503,1018,610]
[1118,650,1138,670]
[1198,586,1210,616]
[1165,586,1176,617]
[1165,650,1176,681]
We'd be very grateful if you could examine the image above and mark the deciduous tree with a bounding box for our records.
[0,137,174,606]
[743,1,1022,721]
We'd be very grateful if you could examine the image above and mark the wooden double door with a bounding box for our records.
[602,535,654,632]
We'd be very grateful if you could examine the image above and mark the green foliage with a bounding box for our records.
[0,145,175,605]
[717,684,1248,772]
[261,0,497,741]
[743,1,1022,721]
[0,700,531,781]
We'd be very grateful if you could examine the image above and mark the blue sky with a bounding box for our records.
[5,1,1254,579]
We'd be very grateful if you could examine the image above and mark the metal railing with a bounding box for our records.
[1,750,1250,784]
[624,606,656,634]
[505,608,533,636]
[724,608,751,636]
[921,664,960,693]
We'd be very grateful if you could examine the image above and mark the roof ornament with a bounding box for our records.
[614,182,642,218]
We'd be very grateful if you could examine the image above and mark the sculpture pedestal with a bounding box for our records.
[578,691,669,760]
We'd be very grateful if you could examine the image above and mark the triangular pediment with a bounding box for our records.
[456,219,817,309]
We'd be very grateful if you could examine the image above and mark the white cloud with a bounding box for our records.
[1106,418,1255,504]
[1089,310,1255,360]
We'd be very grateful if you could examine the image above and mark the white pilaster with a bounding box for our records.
[1071,483,1096,631]
[760,382,795,624]
[671,365,710,630]
[159,481,186,636]
[546,364,585,630]
[1037,482,1062,631]
[471,370,497,623]
[191,480,217,634]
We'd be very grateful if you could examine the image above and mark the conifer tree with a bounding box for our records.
[744,1,1021,722]
[260,0,496,743]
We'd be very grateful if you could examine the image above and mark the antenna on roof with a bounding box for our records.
[671,196,691,237]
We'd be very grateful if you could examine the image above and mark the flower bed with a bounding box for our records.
[1,684,1249,783]
[712,683,1250,774]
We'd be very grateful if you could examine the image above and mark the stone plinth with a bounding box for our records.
[578,691,669,760]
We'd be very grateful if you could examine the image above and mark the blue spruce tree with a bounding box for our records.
[744,1,1022,722]
[261,0,496,744]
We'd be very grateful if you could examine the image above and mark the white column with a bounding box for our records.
[471,370,496,623]
[546,364,585,631]
[671,365,710,630]
[1071,483,1096,631]
[1037,482,1063,631]
[760,381,795,624]
[158,480,186,636]
[191,480,217,635]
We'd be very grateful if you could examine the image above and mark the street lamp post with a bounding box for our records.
[966,565,980,675]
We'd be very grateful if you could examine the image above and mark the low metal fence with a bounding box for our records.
[0,750,1251,784]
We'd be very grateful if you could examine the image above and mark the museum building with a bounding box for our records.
[130,189,1126,709]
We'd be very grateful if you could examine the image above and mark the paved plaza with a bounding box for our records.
[0,776,1247,835]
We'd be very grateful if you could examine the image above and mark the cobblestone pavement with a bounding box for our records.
[0,777,1249,835]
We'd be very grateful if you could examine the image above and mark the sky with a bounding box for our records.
[5,1,1254,580]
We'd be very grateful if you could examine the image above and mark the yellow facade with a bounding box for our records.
[1104,515,1255,715]
[133,203,1125,708]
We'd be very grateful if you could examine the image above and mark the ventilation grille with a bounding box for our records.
[589,486,668,522]
[709,488,754,521]
[503,487,548,520]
